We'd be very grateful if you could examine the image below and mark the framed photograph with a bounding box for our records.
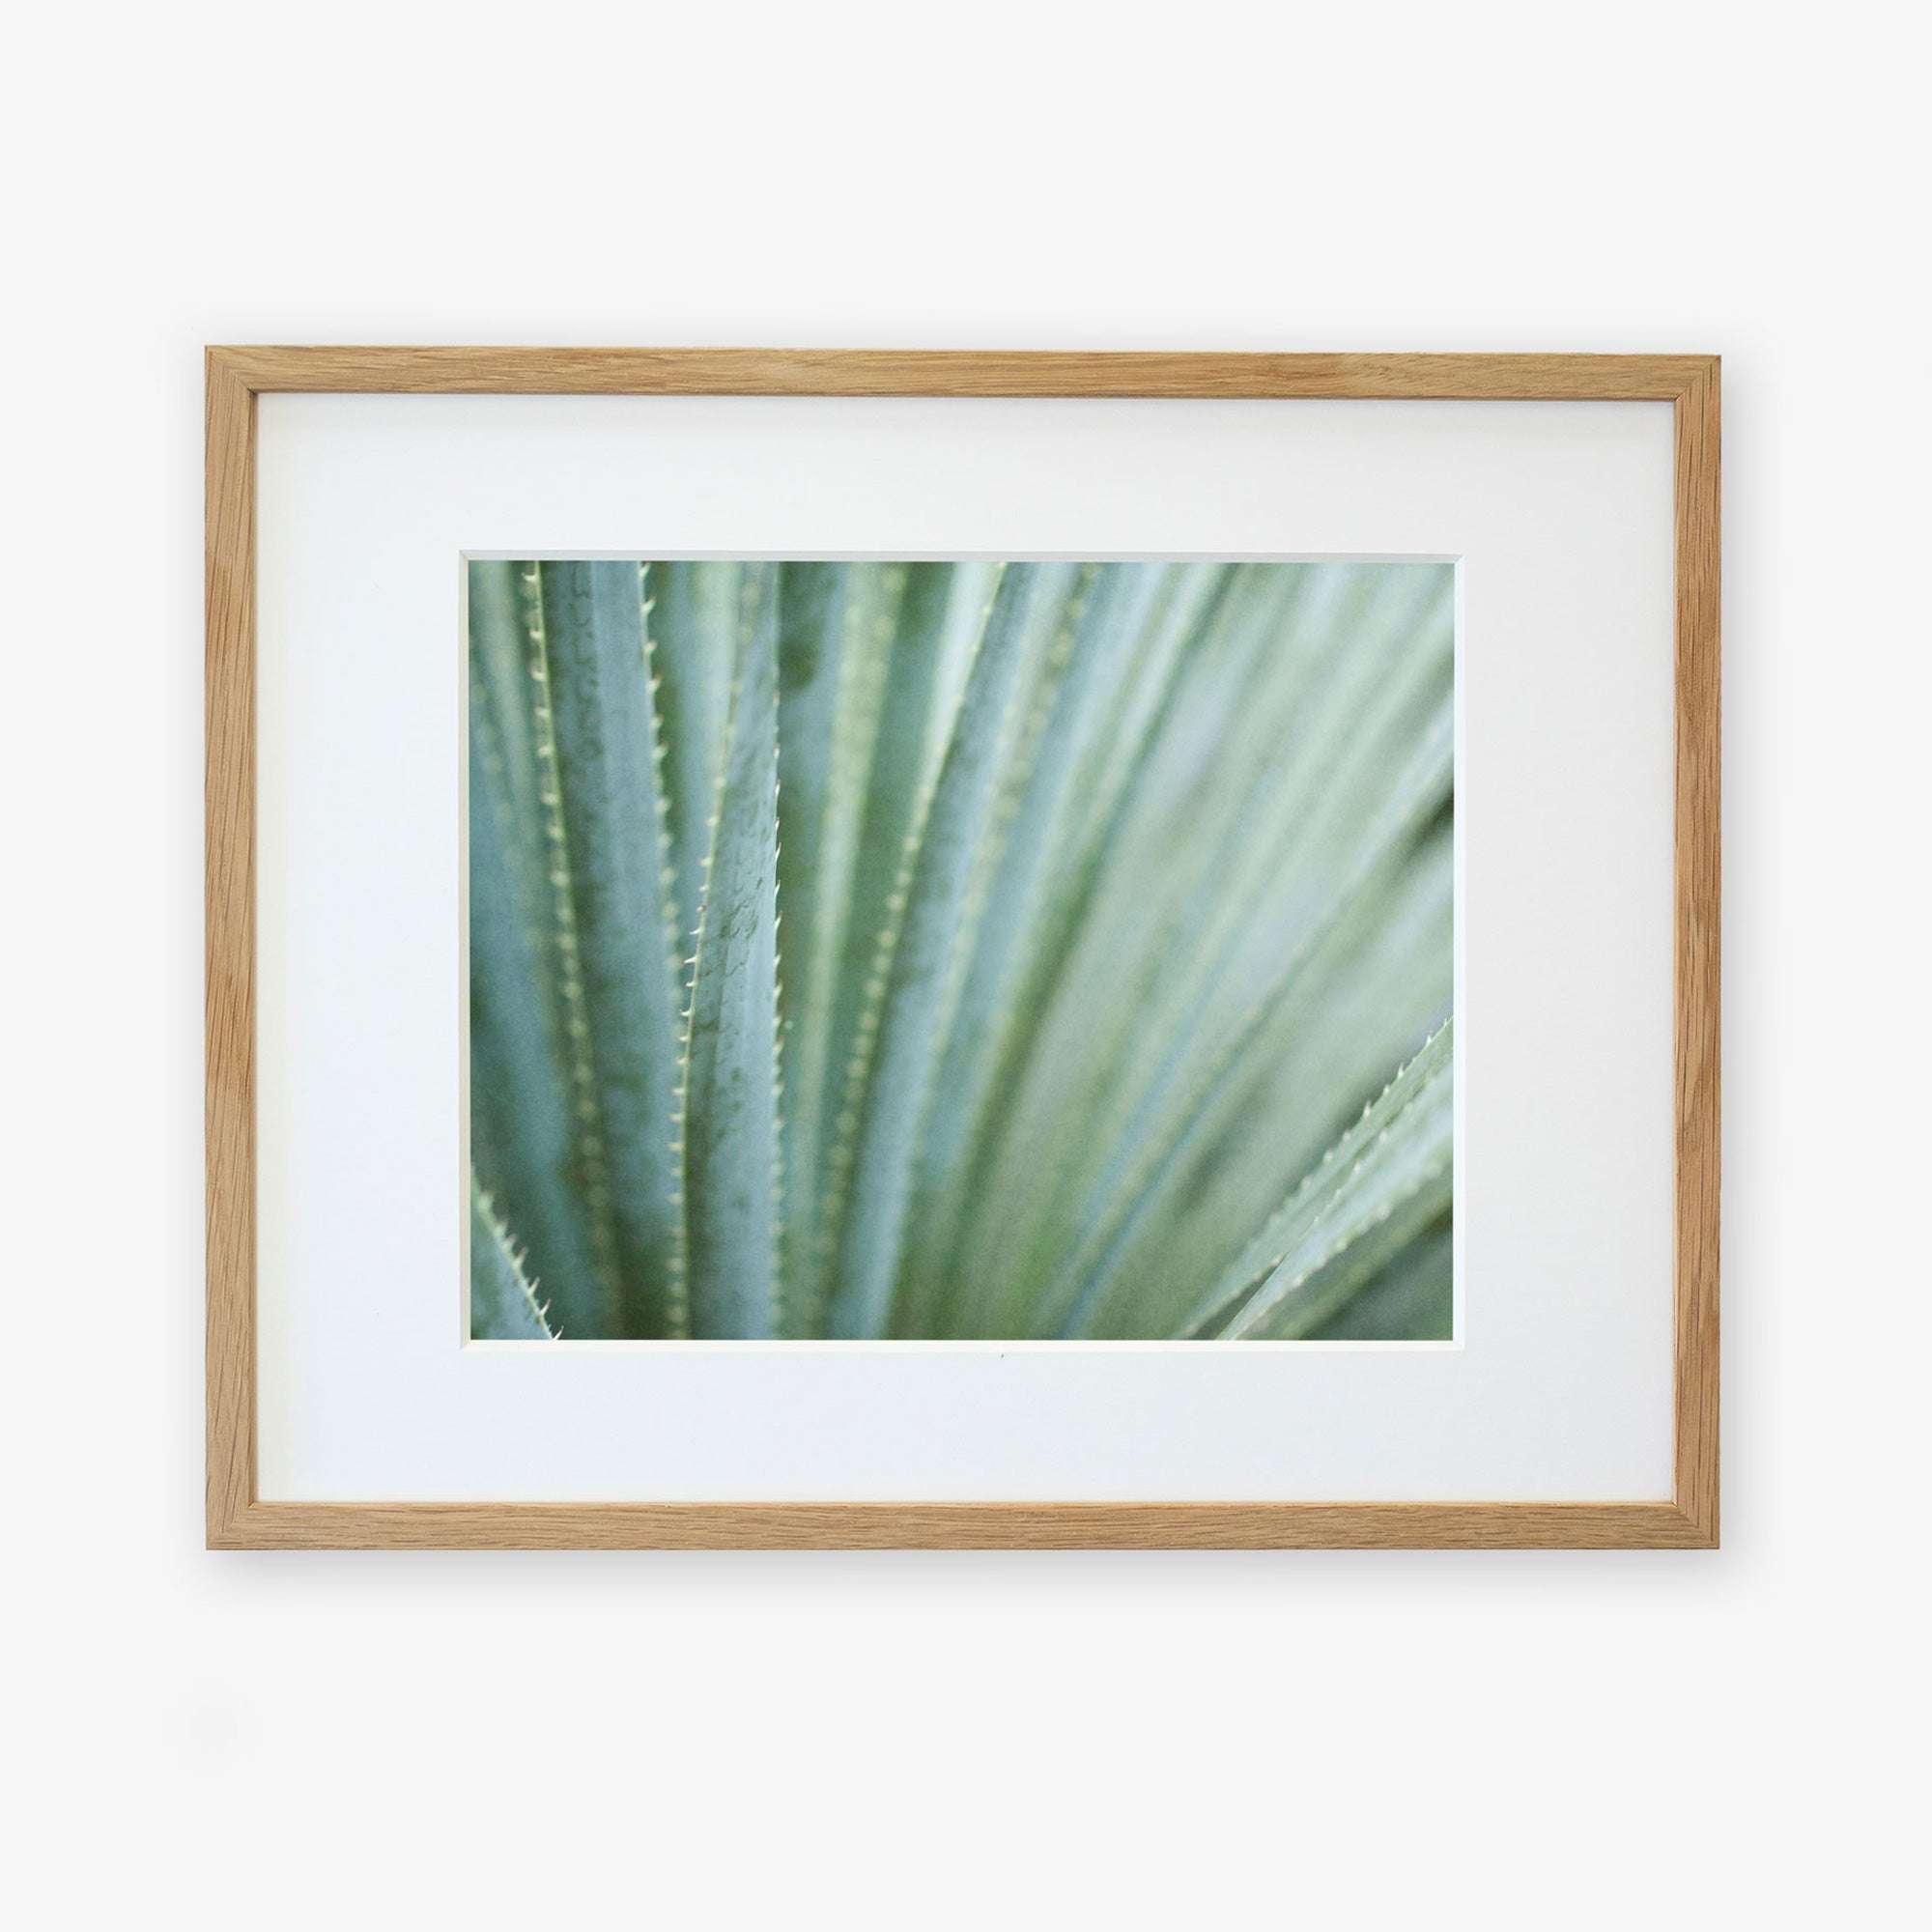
[207,348,1719,1548]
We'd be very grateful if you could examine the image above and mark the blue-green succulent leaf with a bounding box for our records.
[773,562,852,1330]
[469,1178,555,1340]
[825,563,1078,1337]
[680,567,781,1337]
[1185,1019,1453,1339]
[538,561,688,1336]
[649,561,740,949]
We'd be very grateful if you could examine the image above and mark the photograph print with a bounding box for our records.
[468,556,1453,1342]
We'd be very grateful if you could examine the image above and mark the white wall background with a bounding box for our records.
[7,2,1925,1925]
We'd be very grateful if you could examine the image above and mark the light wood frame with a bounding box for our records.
[207,348,1719,1549]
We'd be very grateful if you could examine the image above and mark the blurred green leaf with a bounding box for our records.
[469,558,1453,1341]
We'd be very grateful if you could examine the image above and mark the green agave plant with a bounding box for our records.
[469,556,1453,1342]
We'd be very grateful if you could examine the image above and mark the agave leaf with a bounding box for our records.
[680,566,781,1337]
[1050,569,1324,1140]
[468,559,552,956]
[538,561,687,1336]
[897,562,1164,1334]
[649,560,740,947]
[770,562,910,1330]
[469,565,632,1333]
[1047,690,1454,1339]
[467,677,609,1337]
[1042,566,1448,1261]
[807,563,971,1329]
[922,560,1006,777]
[825,562,1079,1338]
[934,565,1233,1312]
[1037,572,1451,1324]
[1303,1216,1453,1341]
[952,564,1303,1308]
[1232,1165,1453,1339]
[1136,821,1452,1331]
[469,1179,555,1340]
[813,565,951,1196]
[1182,1019,1452,1338]
[1123,568,1449,1068]
[772,563,851,1327]
[1066,562,1228,867]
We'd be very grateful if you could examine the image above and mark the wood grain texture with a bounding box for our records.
[206,349,258,1545]
[1673,362,1721,1543]
[204,347,1721,1550]
[213,345,1710,401]
[209,1500,1713,1551]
